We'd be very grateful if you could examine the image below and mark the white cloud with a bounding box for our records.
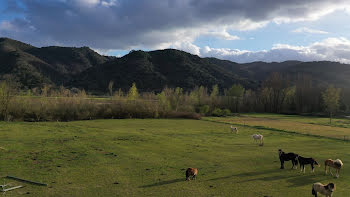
[74,0,100,6]
[0,21,18,32]
[196,37,350,63]
[203,30,240,40]
[292,27,328,34]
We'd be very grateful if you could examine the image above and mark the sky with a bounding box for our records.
[1,0,350,63]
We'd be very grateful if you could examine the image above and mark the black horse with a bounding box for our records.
[278,149,299,169]
[298,156,320,173]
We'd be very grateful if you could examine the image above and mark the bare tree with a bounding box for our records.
[108,81,114,97]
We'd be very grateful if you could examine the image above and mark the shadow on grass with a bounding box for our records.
[286,173,328,187]
[206,169,282,181]
[237,174,297,183]
[140,178,184,188]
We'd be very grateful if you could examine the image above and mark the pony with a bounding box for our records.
[278,149,298,169]
[230,126,238,134]
[325,159,343,178]
[186,168,198,181]
[252,134,264,145]
[298,156,320,173]
[312,182,336,197]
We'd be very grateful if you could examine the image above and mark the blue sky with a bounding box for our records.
[1,0,350,63]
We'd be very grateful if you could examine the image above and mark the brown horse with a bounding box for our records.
[325,159,343,178]
[186,168,198,181]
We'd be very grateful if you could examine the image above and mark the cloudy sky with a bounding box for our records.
[1,0,350,63]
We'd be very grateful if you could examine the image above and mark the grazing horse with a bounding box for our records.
[252,134,264,145]
[278,149,298,169]
[186,168,198,181]
[312,182,335,197]
[230,126,238,134]
[298,156,320,173]
[325,159,343,178]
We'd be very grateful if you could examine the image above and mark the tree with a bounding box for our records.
[173,87,183,111]
[210,84,219,108]
[0,81,14,120]
[108,81,114,97]
[127,83,139,100]
[226,84,245,112]
[322,85,341,124]
[262,72,288,113]
[210,84,219,99]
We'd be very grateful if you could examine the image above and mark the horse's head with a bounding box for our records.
[327,183,336,192]
[278,149,283,156]
[314,159,320,167]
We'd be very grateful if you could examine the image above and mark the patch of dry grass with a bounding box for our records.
[205,116,350,140]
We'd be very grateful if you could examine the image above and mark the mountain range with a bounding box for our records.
[1,37,349,93]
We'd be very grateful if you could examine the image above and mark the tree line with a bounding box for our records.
[0,72,347,122]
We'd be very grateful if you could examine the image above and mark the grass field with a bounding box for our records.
[204,113,350,140]
[0,116,349,196]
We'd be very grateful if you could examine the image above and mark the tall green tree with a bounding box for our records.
[127,83,139,100]
[322,85,341,124]
[226,84,245,112]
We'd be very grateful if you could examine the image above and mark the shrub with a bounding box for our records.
[212,108,223,117]
[199,105,210,115]
[222,109,231,116]
[166,111,201,120]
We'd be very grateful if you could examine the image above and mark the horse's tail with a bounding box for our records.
[186,169,190,180]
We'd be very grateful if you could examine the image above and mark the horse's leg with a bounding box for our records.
[303,165,306,173]
[280,159,284,169]
[300,163,303,172]
[336,169,339,178]
[311,164,314,173]
[329,168,333,176]
[325,165,327,175]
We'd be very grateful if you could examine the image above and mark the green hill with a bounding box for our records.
[1,37,350,93]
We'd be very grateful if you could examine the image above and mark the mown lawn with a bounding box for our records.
[0,118,349,196]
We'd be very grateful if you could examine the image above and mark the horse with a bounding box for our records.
[252,134,264,145]
[230,126,238,134]
[298,156,320,173]
[278,149,298,169]
[186,168,198,181]
[312,182,336,197]
[325,159,343,178]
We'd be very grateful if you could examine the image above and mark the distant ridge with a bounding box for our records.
[1,37,350,93]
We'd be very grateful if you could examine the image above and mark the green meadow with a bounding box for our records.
[0,116,349,196]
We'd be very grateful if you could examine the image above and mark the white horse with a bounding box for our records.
[312,182,335,197]
[230,126,238,134]
[252,134,264,145]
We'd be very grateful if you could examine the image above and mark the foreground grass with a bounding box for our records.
[0,119,349,196]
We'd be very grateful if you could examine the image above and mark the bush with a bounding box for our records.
[212,108,223,117]
[222,109,231,116]
[166,111,201,120]
[199,105,210,115]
